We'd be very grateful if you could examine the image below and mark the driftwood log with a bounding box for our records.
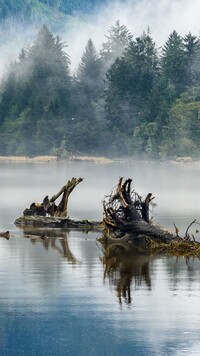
[15,177,102,230]
[23,177,83,217]
[14,175,200,257]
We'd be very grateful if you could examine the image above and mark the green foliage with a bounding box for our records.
[73,39,106,154]
[77,39,102,99]
[160,88,200,158]
[104,31,160,155]
[100,20,132,72]
[0,25,72,155]
[1,23,200,159]
[161,31,187,96]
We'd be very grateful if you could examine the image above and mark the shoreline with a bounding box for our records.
[0,155,113,164]
[0,155,200,166]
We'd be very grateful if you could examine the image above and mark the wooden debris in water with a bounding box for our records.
[0,231,10,240]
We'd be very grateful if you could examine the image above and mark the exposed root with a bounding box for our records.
[101,177,200,258]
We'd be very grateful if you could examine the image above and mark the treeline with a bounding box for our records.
[0,22,200,158]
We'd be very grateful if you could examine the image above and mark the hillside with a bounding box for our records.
[0,0,108,29]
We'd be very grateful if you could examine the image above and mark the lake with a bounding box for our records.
[0,160,200,356]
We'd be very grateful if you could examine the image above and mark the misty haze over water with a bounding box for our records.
[1,0,200,353]
[0,161,200,355]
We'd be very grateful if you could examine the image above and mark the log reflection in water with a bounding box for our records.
[100,241,153,304]
[23,228,78,264]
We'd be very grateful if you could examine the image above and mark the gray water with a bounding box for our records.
[0,160,200,355]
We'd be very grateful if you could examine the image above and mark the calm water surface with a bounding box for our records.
[0,161,200,355]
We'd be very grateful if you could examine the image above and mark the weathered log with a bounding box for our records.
[15,177,103,230]
[50,177,83,217]
[15,215,102,231]
[23,177,83,218]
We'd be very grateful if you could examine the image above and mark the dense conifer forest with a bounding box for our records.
[0,2,200,158]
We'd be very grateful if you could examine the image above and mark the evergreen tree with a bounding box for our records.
[160,88,200,158]
[104,31,159,156]
[0,25,72,155]
[161,31,187,96]
[73,39,105,154]
[77,38,102,99]
[184,33,200,86]
[100,20,132,73]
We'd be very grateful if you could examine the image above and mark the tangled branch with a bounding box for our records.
[103,177,155,231]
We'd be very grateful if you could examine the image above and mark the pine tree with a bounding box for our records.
[77,38,102,99]
[184,33,200,86]
[100,20,132,73]
[73,39,105,154]
[0,25,72,155]
[105,32,159,131]
[161,31,187,96]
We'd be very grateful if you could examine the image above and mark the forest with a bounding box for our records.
[0,21,200,159]
[0,0,105,28]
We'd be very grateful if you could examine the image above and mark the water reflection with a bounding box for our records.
[1,161,200,355]
[98,236,200,307]
[22,228,79,264]
[99,240,153,304]
[17,226,200,307]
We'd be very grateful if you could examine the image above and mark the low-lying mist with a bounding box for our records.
[0,0,200,76]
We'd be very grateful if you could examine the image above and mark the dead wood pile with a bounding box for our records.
[101,177,200,257]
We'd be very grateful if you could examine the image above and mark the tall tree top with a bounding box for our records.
[100,20,132,68]
[77,38,100,80]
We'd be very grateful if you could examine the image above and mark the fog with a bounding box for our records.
[62,0,200,70]
[1,161,200,237]
[1,160,200,356]
[0,0,200,75]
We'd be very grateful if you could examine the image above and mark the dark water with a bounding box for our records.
[0,161,200,355]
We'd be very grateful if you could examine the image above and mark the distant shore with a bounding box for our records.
[0,155,113,164]
[0,155,200,166]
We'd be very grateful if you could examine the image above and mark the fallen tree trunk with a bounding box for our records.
[15,215,102,230]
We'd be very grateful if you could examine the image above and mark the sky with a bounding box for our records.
[1,0,200,75]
